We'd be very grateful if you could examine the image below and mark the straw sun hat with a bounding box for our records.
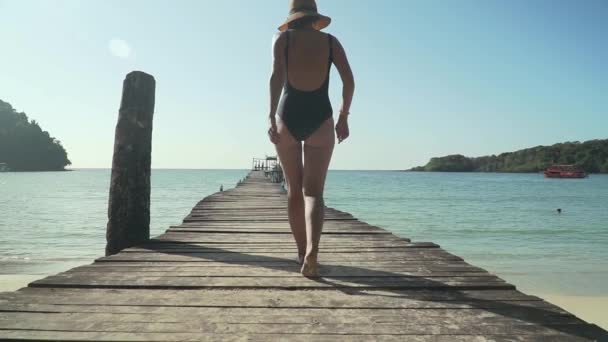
[278,0,331,32]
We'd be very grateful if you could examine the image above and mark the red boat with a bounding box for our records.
[544,165,588,178]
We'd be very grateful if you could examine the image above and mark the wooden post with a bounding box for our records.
[106,71,156,256]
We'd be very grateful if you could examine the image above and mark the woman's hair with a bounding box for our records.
[288,15,319,30]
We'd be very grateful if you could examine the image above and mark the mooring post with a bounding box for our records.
[106,71,156,256]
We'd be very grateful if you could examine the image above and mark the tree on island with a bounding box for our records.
[0,99,71,171]
[411,139,608,174]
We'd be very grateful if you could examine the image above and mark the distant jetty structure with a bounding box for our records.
[0,72,605,341]
[253,155,284,184]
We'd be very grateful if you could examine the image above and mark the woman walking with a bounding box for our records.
[268,0,355,277]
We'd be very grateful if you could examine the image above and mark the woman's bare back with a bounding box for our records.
[278,29,332,91]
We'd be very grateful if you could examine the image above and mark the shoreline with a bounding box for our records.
[0,275,45,292]
[1,274,606,330]
[531,291,608,330]
[404,170,608,175]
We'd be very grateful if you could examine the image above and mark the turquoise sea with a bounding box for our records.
[0,169,607,297]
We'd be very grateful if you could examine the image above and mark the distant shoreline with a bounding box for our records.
[410,139,608,173]
[403,169,607,174]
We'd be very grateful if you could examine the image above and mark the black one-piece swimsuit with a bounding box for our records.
[277,31,334,141]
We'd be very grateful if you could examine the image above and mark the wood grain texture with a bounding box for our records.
[105,71,156,256]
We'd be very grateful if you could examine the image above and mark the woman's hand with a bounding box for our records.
[268,116,280,144]
[335,115,350,144]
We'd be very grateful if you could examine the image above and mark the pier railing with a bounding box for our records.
[252,156,284,184]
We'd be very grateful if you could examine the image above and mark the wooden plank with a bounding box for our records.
[93,256,465,264]
[182,217,358,222]
[123,248,439,254]
[171,223,384,230]
[61,268,492,277]
[29,274,513,290]
[0,305,580,322]
[66,263,490,272]
[0,310,584,325]
[0,320,602,337]
[166,228,390,235]
[1,288,547,306]
[136,240,424,248]
[184,212,352,217]
[111,249,453,257]
[124,242,439,252]
[174,223,370,228]
[152,234,411,242]
[95,252,464,263]
[149,237,412,244]
[0,331,596,342]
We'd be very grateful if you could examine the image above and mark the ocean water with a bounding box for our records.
[0,169,606,296]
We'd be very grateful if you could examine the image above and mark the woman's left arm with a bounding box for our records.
[267,32,286,144]
[332,36,355,143]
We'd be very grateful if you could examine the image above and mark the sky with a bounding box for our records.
[0,0,606,170]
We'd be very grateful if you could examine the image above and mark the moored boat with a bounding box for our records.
[544,165,587,178]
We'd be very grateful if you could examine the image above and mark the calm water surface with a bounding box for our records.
[1,169,606,296]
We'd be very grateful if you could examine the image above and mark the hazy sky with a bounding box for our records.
[1,0,606,169]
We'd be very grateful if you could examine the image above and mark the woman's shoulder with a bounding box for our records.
[272,31,288,49]
[273,31,288,39]
[272,30,340,45]
[327,32,342,41]
[323,31,341,46]
[273,31,287,40]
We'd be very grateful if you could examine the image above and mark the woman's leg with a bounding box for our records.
[275,118,306,262]
[301,118,335,276]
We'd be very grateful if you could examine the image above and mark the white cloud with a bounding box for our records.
[108,39,132,59]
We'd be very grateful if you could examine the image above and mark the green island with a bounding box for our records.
[0,99,71,171]
[410,139,608,173]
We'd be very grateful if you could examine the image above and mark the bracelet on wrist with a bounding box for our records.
[339,111,350,116]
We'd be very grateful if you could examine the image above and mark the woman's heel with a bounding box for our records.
[301,254,319,278]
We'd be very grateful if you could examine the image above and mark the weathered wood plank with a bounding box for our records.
[94,252,464,263]
[0,320,602,337]
[152,234,411,242]
[166,229,390,235]
[0,310,585,325]
[29,275,513,290]
[0,330,596,342]
[66,263,490,273]
[0,288,546,304]
[136,240,423,248]
[61,269,492,278]
[124,242,439,252]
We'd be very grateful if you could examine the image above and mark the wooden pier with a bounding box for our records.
[0,171,606,341]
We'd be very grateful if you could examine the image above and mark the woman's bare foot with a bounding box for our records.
[301,254,319,277]
[297,253,305,265]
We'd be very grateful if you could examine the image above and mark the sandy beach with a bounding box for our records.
[535,292,608,330]
[1,274,606,331]
[0,275,44,293]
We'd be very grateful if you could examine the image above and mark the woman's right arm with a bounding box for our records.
[332,36,355,143]
[268,32,286,144]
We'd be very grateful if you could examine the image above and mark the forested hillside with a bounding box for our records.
[0,99,71,171]
[411,140,608,173]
